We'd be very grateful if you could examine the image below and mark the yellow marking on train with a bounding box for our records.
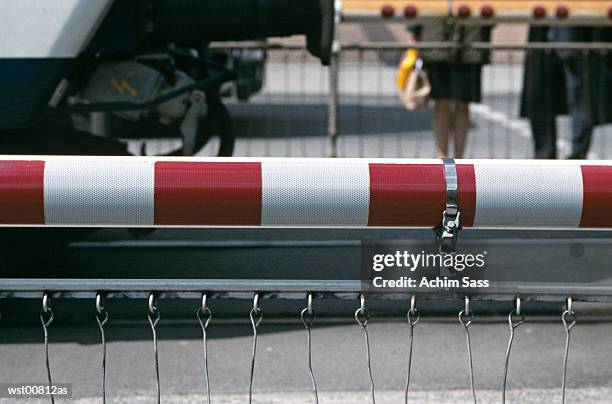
[111,78,138,97]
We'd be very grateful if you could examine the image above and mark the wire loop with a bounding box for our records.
[250,293,264,329]
[514,296,522,317]
[355,294,370,327]
[404,296,419,404]
[562,297,577,331]
[95,293,109,404]
[96,293,109,327]
[502,297,524,404]
[196,293,212,404]
[40,306,54,329]
[307,293,313,315]
[407,295,420,328]
[301,293,319,404]
[40,293,55,404]
[508,298,525,331]
[301,293,315,328]
[147,293,161,404]
[561,297,576,404]
[248,293,263,403]
[42,293,51,313]
[458,297,477,404]
[197,294,213,330]
[354,294,375,404]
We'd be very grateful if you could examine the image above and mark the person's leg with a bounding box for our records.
[531,112,557,159]
[569,108,593,159]
[563,55,593,159]
[432,99,451,158]
[453,101,469,158]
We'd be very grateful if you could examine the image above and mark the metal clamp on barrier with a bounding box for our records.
[436,158,461,254]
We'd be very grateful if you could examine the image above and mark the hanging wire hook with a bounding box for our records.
[40,292,55,404]
[404,295,420,404]
[502,297,525,404]
[458,296,477,404]
[147,293,161,404]
[95,293,109,404]
[196,293,213,404]
[354,294,375,404]
[248,293,263,404]
[561,297,576,404]
[300,293,319,404]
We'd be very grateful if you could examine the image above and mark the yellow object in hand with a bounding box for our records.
[396,48,418,91]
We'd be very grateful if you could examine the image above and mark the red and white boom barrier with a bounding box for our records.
[0,156,611,228]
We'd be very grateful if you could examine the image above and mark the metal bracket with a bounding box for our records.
[437,158,461,254]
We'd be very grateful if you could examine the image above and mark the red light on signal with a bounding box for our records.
[481,4,494,18]
[380,5,395,18]
[556,5,569,19]
[533,5,547,19]
[404,4,418,18]
[457,4,471,18]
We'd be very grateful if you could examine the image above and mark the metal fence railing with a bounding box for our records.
[146,41,612,161]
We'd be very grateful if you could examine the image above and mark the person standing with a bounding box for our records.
[587,27,612,143]
[522,26,612,159]
[549,26,594,159]
[407,18,490,158]
[520,26,568,159]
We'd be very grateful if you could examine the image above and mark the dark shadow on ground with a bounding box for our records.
[228,103,432,138]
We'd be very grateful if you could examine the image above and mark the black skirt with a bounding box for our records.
[427,62,482,103]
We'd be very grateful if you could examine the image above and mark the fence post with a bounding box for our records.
[327,40,340,158]
[327,0,342,158]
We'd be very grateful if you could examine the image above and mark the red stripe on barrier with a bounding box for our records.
[0,160,44,224]
[154,162,262,225]
[457,164,476,227]
[580,165,612,227]
[368,164,445,226]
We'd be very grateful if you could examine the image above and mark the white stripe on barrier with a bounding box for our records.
[261,160,370,225]
[44,159,154,225]
[473,163,583,227]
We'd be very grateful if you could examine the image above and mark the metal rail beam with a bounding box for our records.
[1,279,612,301]
[208,41,612,51]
